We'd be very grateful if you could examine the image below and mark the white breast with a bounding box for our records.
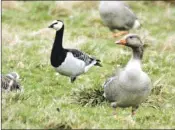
[55,52,86,76]
[124,59,142,79]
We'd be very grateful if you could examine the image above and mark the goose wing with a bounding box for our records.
[123,2,137,18]
[103,68,122,88]
[67,49,101,66]
[102,68,123,101]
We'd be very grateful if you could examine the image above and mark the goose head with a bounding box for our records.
[6,72,20,80]
[115,34,144,59]
[48,20,64,31]
[115,34,143,48]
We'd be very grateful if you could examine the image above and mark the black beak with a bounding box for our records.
[48,25,53,28]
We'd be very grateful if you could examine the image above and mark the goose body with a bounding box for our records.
[1,72,21,91]
[104,60,151,107]
[49,20,102,83]
[55,51,85,77]
[99,1,140,36]
[55,49,99,77]
[103,34,152,115]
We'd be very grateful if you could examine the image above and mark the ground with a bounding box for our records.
[2,1,175,129]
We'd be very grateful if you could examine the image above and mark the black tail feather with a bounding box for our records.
[90,57,102,67]
[95,60,102,67]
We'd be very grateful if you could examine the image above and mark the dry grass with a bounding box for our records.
[2,1,19,10]
[2,25,22,46]
[162,34,175,51]
[72,1,99,10]
[164,0,175,4]
[2,1,25,11]
[49,1,99,17]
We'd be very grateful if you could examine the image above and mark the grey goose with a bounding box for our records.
[1,72,21,91]
[103,34,152,116]
[48,20,102,83]
[99,1,141,37]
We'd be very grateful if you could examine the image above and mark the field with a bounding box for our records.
[2,1,175,129]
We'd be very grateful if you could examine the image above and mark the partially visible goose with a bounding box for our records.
[1,72,21,91]
[99,1,141,37]
[103,34,152,116]
[48,20,102,83]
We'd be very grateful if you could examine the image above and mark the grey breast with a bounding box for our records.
[99,1,137,31]
[103,70,152,107]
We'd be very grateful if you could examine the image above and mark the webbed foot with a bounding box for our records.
[113,31,129,37]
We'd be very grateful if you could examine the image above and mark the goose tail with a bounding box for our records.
[95,59,102,67]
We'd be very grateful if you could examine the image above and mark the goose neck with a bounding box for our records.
[53,26,64,50]
[132,47,143,60]
[51,26,65,67]
[125,47,143,70]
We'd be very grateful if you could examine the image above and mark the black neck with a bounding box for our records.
[132,46,143,60]
[51,26,66,67]
[54,26,64,49]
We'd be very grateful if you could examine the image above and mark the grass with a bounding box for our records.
[2,1,175,129]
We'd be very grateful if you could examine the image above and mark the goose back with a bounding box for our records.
[99,1,138,31]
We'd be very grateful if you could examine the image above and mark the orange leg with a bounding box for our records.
[111,102,118,119]
[131,106,138,116]
[113,31,129,37]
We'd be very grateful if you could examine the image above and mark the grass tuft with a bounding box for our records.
[45,121,72,129]
[71,86,106,107]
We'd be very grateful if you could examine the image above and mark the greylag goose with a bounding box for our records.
[99,1,141,37]
[103,34,152,116]
[1,72,21,91]
[48,20,102,83]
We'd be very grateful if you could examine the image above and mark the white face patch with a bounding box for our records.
[53,21,63,31]
[49,20,63,31]
[51,20,58,25]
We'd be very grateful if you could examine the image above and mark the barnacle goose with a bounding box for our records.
[1,72,21,91]
[48,20,102,83]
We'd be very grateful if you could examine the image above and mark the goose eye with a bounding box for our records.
[130,36,133,39]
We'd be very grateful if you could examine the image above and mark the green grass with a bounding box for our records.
[2,1,175,129]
